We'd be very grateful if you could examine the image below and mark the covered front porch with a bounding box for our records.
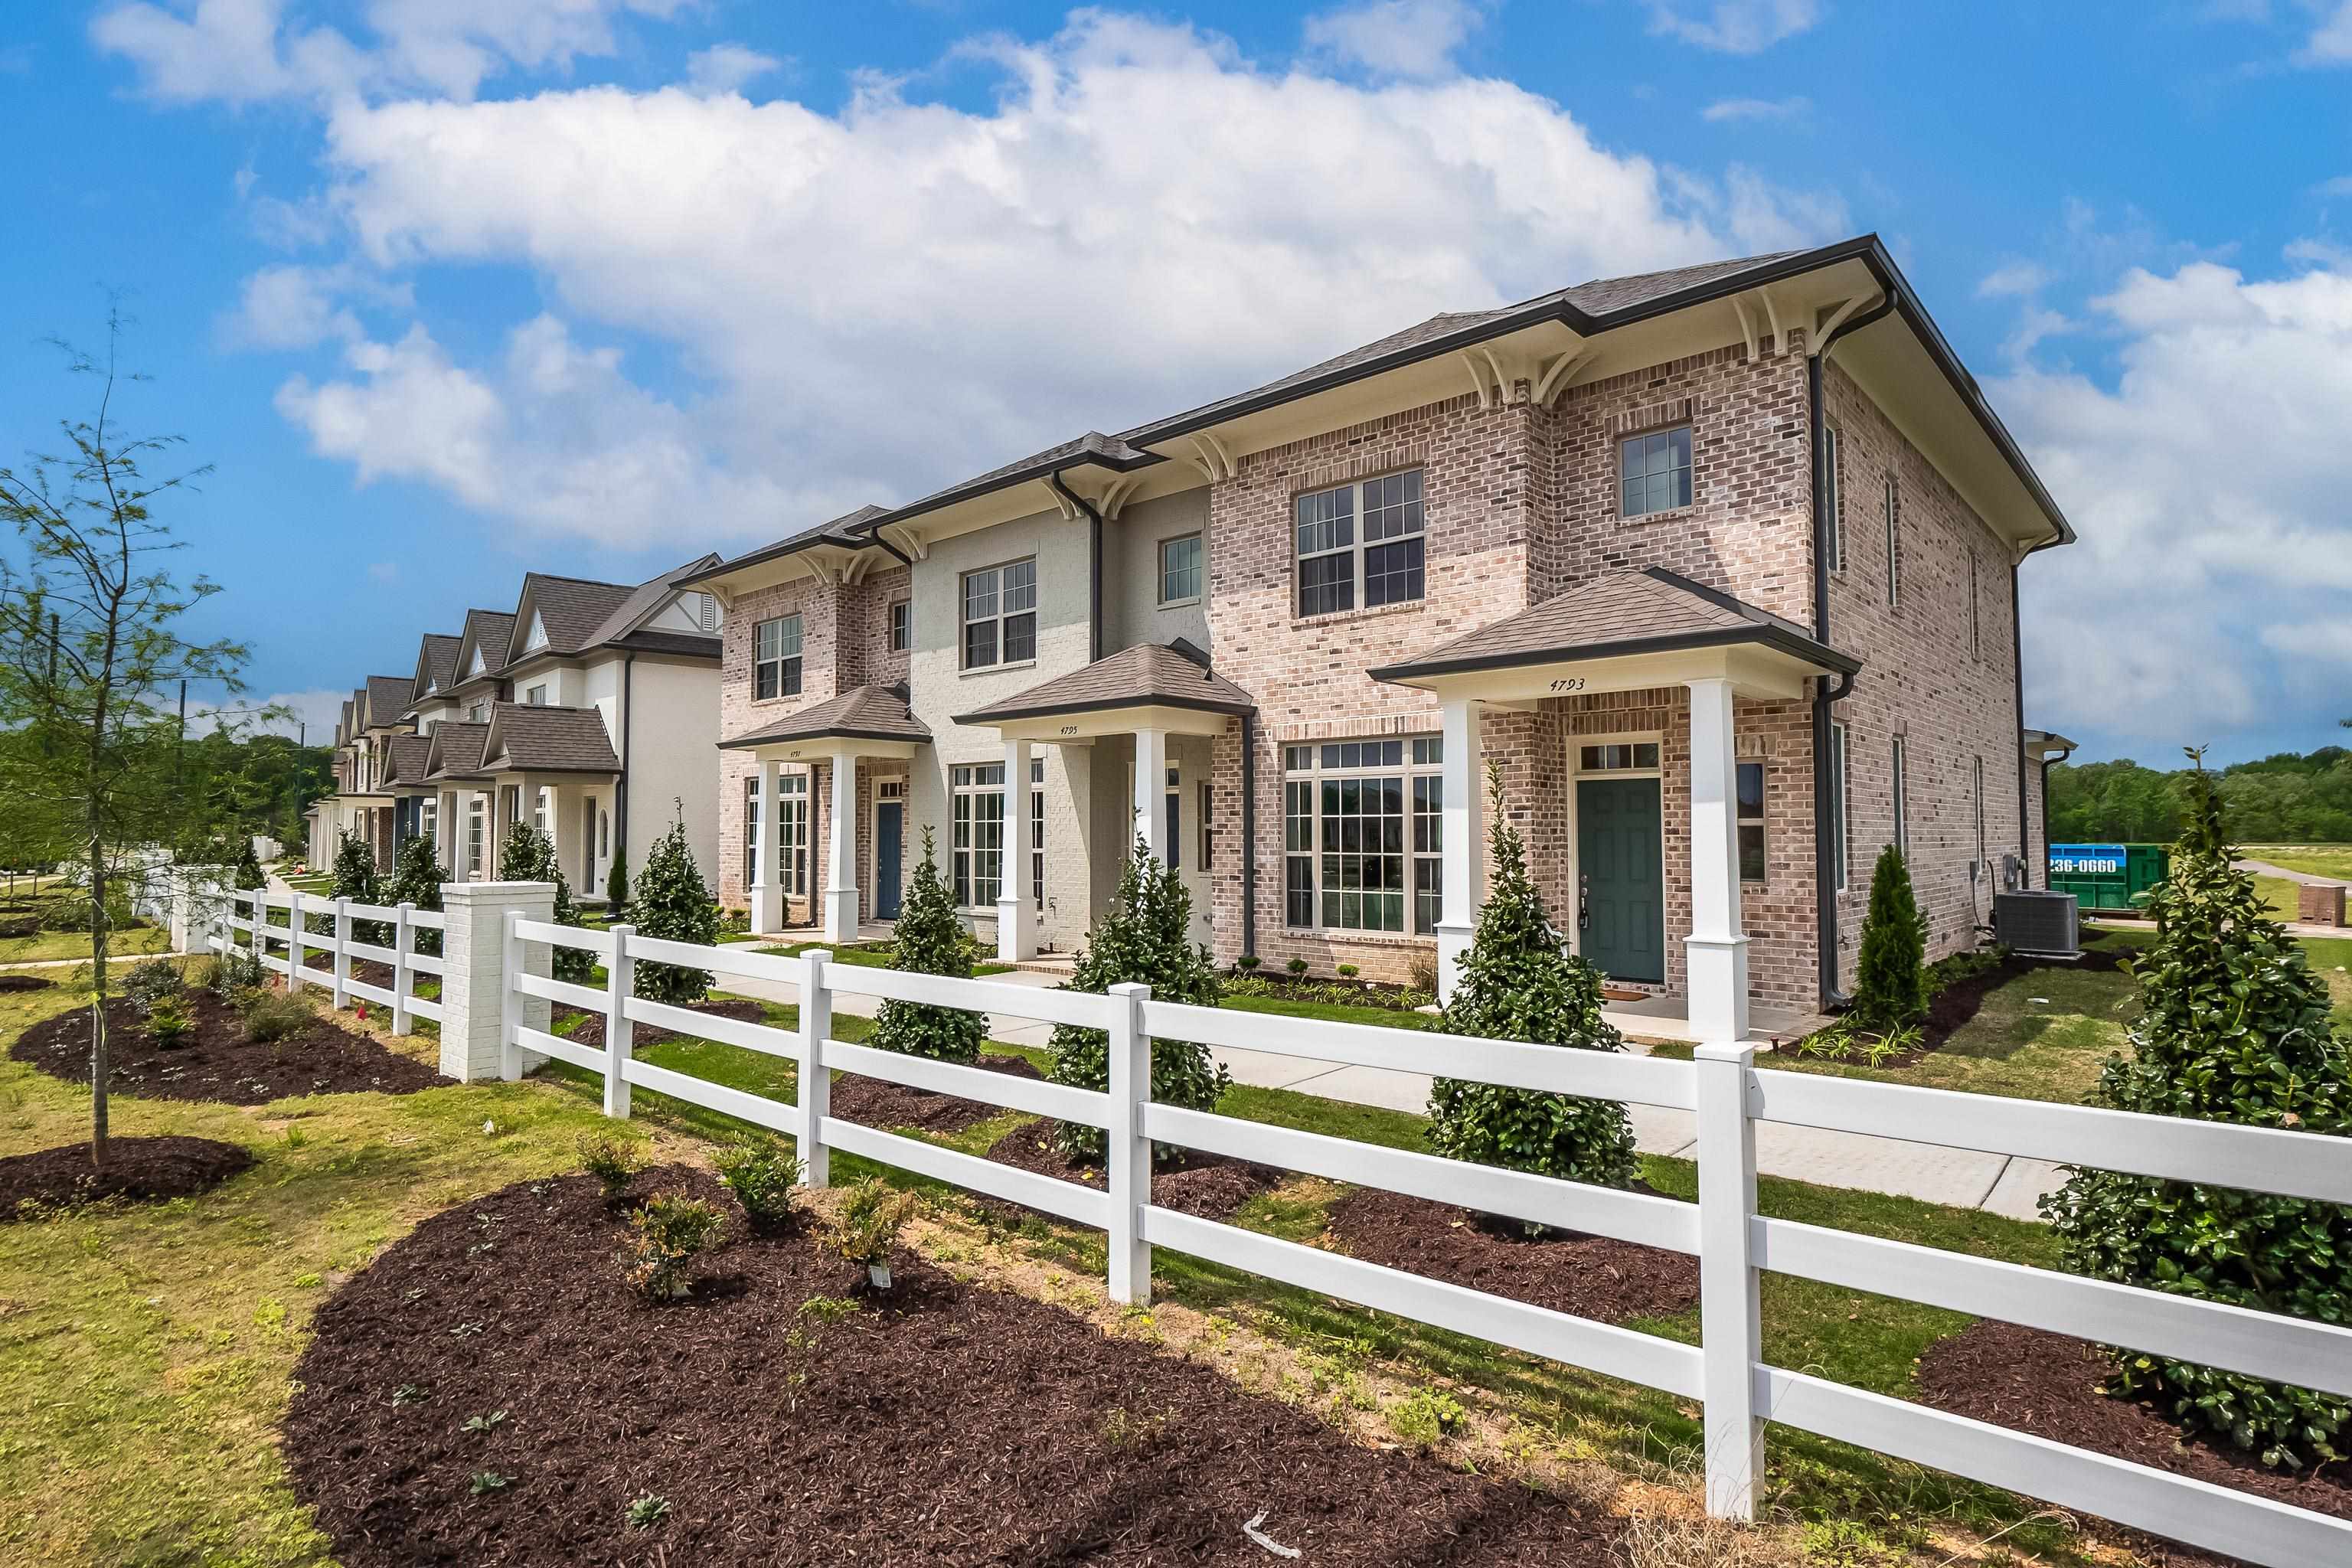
[1370,567,1860,1049]
[475,702,623,899]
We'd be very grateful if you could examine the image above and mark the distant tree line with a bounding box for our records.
[2049,736,2352,844]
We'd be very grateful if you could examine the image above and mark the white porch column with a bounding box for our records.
[749,755,783,935]
[1132,727,1169,864]
[997,737,1035,961]
[1435,696,1485,1003]
[822,753,858,944]
[1685,677,1750,1045]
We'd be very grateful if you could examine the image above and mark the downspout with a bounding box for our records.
[1046,468,1106,665]
[864,528,913,569]
[1808,295,1896,1008]
[2037,737,2076,890]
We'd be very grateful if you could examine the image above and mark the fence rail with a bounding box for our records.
[201,889,444,1031]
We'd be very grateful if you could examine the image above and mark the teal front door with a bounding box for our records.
[1576,776,1665,985]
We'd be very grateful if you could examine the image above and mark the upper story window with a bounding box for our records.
[1620,426,1692,518]
[1821,425,1844,572]
[1295,469,1424,619]
[524,684,547,707]
[755,614,803,700]
[887,598,910,653]
[962,559,1036,669]
[1158,533,1203,606]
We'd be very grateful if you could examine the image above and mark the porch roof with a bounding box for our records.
[953,639,1255,727]
[718,684,932,750]
[480,702,622,775]
[381,733,435,789]
[1369,567,1860,698]
[422,720,492,783]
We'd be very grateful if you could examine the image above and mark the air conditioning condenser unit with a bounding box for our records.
[1994,890,2079,957]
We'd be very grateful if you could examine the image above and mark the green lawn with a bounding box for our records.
[0,925,174,966]
[753,939,1016,978]
[2241,843,2352,883]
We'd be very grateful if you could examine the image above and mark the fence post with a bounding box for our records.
[249,892,266,974]
[796,950,832,1188]
[286,891,306,991]
[1695,1041,1763,1521]
[391,902,415,1035]
[332,895,352,1010]
[1106,981,1153,1306]
[604,924,635,1119]
[438,881,554,1083]
[500,910,524,1082]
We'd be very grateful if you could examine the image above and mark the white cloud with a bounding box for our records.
[2001,256,2352,746]
[2297,0,2352,62]
[1644,0,1822,53]
[220,263,412,348]
[366,560,400,583]
[1976,261,2054,299]
[684,42,783,96]
[201,688,351,740]
[1699,95,1808,122]
[266,12,1841,543]
[2312,174,2352,197]
[1302,0,1483,77]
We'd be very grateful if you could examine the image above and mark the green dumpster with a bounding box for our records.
[2048,843,2169,912]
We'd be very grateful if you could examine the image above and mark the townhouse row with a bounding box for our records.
[309,234,2077,1042]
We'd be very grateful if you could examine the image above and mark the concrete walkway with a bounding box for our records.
[2237,856,2350,889]
[716,965,2056,1222]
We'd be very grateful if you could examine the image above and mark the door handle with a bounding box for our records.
[1578,873,1591,931]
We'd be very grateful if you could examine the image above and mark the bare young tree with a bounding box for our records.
[0,312,250,1166]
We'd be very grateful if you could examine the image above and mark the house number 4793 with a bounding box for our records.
[1548,678,1587,693]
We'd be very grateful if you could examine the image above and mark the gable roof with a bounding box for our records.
[423,721,492,782]
[412,633,462,704]
[506,555,727,664]
[1369,567,1859,685]
[955,640,1254,727]
[381,733,435,789]
[717,685,932,750]
[452,609,518,687]
[479,702,623,774]
[363,675,414,730]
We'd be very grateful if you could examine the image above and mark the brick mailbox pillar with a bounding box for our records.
[2298,881,2348,929]
[438,880,556,1083]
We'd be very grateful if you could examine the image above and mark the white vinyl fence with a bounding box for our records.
[211,888,445,1035]
[216,890,2352,1568]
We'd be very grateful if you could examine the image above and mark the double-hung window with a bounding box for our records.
[466,795,485,876]
[1620,426,1693,518]
[952,763,1005,906]
[1736,761,1766,883]
[1295,469,1425,618]
[887,598,910,653]
[1283,738,1442,934]
[962,560,1037,669]
[755,615,803,701]
[1159,533,1203,606]
[1030,756,1045,912]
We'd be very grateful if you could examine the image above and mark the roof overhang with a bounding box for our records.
[2022,729,2079,761]
[959,698,1241,745]
[721,733,923,763]
[1375,635,1854,707]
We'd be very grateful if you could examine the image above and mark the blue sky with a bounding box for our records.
[5,0,2350,764]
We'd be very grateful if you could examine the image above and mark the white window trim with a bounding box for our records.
[1573,733,1666,777]
[950,762,1007,910]
[960,558,1037,672]
[754,613,804,702]
[1282,735,1444,936]
[1157,532,1204,607]
[523,612,547,652]
[776,772,810,897]
[1293,468,1427,620]
[887,597,910,654]
[1618,423,1696,521]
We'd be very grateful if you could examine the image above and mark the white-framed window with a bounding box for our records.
[1282,737,1442,934]
[532,787,550,837]
[1620,425,1693,518]
[1579,741,1661,773]
[952,763,1005,906]
[466,795,485,875]
[961,560,1036,669]
[468,700,488,723]
[887,598,910,654]
[1974,755,1987,865]
[776,773,808,897]
[755,615,803,701]
[1030,756,1045,913]
[742,775,760,887]
[1892,735,1909,858]
[420,798,437,851]
[1830,720,1851,892]
[1821,424,1844,572]
[1158,533,1203,606]
[1737,760,1766,884]
[1884,474,1902,609]
[1295,469,1425,618]
[524,684,547,706]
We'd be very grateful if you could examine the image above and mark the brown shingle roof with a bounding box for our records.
[423,721,492,782]
[955,641,1254,727]
[1369,567,1859,684]
[382,733,434,789]
[717,685,932,749]
[415,633,462,700]
[456,609,518,684]
[481,703,622,774]
[516,573,636,656]
[364,675,414,728]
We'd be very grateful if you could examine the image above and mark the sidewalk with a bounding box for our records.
[716,965,2056,1223]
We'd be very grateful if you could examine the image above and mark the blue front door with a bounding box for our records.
[1576,776,1665,985]
[874,802,903,920]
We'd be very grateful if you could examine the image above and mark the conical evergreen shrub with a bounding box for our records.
[867,826,987,1063]
[606,844,629,920]
[1425,769,1637,1194]
[1048,837,1229,1163]
[2042,754,2352,1468]
[632,804,719,1004]
[234,839,266,892]
[498,823,593,982]
[331,828,390,948]
[387,831,446,957]
[1848,844,1928,1031]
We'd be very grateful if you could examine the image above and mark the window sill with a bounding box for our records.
[747,694,808,709]
[1157,596,1202,610]
[960,659,1037,679]
[1618,504,1696,528]
[1288,598,1425,633]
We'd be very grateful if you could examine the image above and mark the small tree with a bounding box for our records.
[605,843,629,918]
[386,831,446,957]
[1048,837,1228,1162]
[1426,770,1637,1194]
[632,802,717,1004]
[233,836,265,892]
[330,826,389,949]
[866,826,986,1063]
[2043,754,2352,1468]
[1848,844,1928,1031]
[497,822,591,983]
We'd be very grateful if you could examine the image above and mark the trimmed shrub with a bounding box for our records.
[239,989,312,1044]
[1425,769,1637,1197]
[821,1177,918,1269]
[122,957,186,1015]
[864,827,986,1064]
[632,805,718,1005]
[497,824,592,984]
[331,829,389,947]
[2043,756,2352,1468]
[622,1191,724,1302]
[1848,844,1928,1031]
[605,845,629,920]
[1048,838,1229,1163]
[577,1133,642,1204]
[715,1135,804,1234]
[386,833,446,958]
[234,840,266,893]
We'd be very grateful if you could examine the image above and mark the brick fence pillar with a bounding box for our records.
[439,880,555,1083]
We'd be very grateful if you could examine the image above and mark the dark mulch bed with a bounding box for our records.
[6,991,446,1104]
[284,1168,1620,1567]
[1,1135,254,1218]
[564,997,769,1053]
[831,1052,1048,1135]
[1916,1320,2352,1566]
[0,973,55,991]
[982,1120,1282,1223]
[1322,1185,1700,1325]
